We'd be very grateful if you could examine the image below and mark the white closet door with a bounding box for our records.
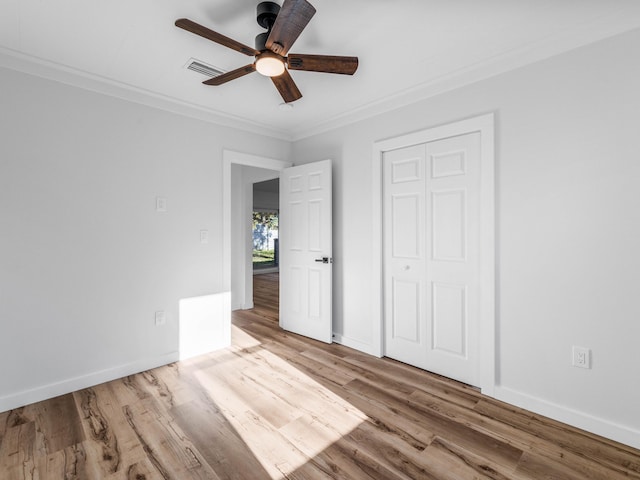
[384,132,481,387]
[383,144,428,367]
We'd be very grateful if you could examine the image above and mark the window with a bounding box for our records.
[252,210,279,269]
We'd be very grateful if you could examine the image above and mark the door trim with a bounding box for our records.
[371,114,495,395]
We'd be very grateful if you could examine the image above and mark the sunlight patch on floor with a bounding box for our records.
[193,328,367,479]
[230,324,264,349]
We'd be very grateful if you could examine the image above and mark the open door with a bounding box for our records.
[279,160,332,343]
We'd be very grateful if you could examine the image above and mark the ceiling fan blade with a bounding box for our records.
[203,64,256,85]
[271,69,303,103]
[175,18,259,57]
[265,0,316,56]
[287,54,358,75]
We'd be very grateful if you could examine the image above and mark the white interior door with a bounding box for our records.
[384,132,481,386]
[279,160,332,343]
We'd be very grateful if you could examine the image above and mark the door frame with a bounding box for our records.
[223,150,292,312]
[371,113,496,395]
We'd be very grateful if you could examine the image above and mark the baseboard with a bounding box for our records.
[332,333,377,356]
[494,385,640,450]
[0,351,179,413]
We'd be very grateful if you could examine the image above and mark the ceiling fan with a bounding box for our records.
[175,0,359,103]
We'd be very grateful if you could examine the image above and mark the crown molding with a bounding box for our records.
[0,46,293,141]
[290,14,640,141]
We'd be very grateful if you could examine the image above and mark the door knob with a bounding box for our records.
[315,257,332,264]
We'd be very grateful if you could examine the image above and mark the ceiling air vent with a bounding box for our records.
[185,58,224,77]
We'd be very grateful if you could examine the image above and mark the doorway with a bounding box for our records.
[223,152,333,345]
[223,150,291,314]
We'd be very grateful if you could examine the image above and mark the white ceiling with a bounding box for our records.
[2,0,640,140]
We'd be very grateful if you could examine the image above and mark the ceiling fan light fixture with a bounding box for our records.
[175,0,358,103]
[255,53,285,77]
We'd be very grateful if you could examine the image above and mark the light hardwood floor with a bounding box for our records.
[1,273,639,479]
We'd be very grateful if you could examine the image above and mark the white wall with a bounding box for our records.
[291,28,640,447]
[0,67,289,410]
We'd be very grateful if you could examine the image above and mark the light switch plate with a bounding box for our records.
[155,310,166,326]
[156,196,167,212]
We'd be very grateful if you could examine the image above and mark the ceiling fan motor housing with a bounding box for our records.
[257,2,280,29]
[255,32,270,51]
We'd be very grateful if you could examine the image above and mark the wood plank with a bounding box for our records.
[26,393,85,457]
[103,458,159,480]
[189,366,319,478]
[122,401,219,479]
[280,414,411,480]
[340,418,439,480]
[343,378,524,472]
[0,408,30,450]
[421,437,515,480]
[74,387,123,477]
[514,451,602,480]
[0,421,36,476]
[34,444,90,480]
[343,351,481,409]
[171,399,264,480]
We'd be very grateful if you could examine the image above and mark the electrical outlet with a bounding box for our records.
[200,230,209,244]
[155,310,166,326]
[572,346,590,369]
